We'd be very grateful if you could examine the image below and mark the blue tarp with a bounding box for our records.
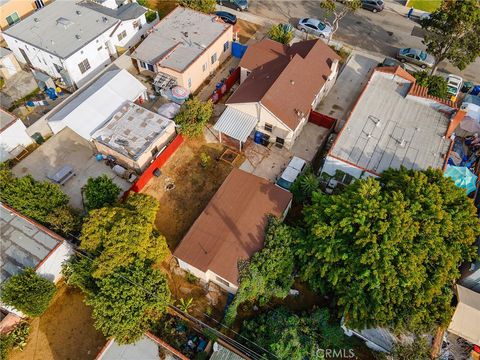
[232,42,248,59]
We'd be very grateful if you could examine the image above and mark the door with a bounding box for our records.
[19,48,32,67]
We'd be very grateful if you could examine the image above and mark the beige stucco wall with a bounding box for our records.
[92,122,176,172]
[0,0,49,30]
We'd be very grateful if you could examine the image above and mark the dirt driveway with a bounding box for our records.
[142,137,242,250]
[10,282,105,360]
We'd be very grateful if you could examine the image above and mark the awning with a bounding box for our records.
[214,107,258,143]
[448,285,480,345]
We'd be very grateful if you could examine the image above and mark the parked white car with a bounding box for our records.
[297,18,332,38]
[446,74,463,101]
[276,156,307,190]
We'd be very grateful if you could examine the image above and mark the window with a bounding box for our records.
[211,52,217,64]
[78,59,91,74]
[264,123,273,132]
[97,46,103,51]
[139,60,154,71]
[202,62,207,72]
[6,12,20,26]
[215,276,229,287]
[147,63,154,71]
[133,20,140,29]
[275,137,285,148]
[187,78,192,88]
[34,0,45,9]
[223,41,229,52]
[117,30,127,41]
[246,70,251,78]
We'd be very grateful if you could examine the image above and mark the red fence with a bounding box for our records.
[123,135,184,197]
[308,110,337,129]
[210,67,240,104]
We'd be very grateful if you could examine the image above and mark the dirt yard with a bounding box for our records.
[235,19,262,44]
[9,282,106,360]
[142,137,242,250]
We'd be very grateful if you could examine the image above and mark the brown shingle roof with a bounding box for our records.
[173,168,292,285]
[227,39,340,130]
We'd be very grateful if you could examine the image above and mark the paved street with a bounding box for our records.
[225,0,480,83]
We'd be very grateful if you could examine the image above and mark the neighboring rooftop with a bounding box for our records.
[3,0,118,58]
[329,67,454,174]
[0,109,16,131]
[0,47,12,58]
[131,6,231,72]
[174,168,292,285]
[448,285,480,345]
[92,102,175,160]
[47,68,146,139]
[78,1,146,20]
[0,203,63,284]
[227,39,340,130]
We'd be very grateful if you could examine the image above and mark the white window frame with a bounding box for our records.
[78,59,91,74]
[117,30,127,42]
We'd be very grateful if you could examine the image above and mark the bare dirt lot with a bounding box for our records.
[10,282,105,360]
[142,137,242,250]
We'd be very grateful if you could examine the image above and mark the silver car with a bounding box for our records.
[396,47,435,68]
[297,18,332,38]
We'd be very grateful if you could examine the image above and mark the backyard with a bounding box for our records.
[407,0,441,12]
[9,281,105,360]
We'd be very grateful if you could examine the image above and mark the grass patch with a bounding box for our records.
[407,0,441,13]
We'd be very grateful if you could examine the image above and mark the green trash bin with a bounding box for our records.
[31,132,45,145]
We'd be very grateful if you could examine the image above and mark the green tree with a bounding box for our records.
[413,71,449,99]
[240,307,350,360]
[390,338,432,360]
[421,0,480,74]
[224,217,296,325]
[179,0,216,13]
[174,97,213,138]
[297,168,480,333]
[0,268,56,317]
[290,168,320,203]
[83,175,121,211]
[80,193,169,278]
[267,24,294,45]
[45,205,81,236]
[86,260,171,344]
[320,0,361,39]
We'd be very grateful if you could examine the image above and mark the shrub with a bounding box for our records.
[45,205,81,236]
[199,152,211,168]
[0,268,56,317]
[267,24,294,45]
[414,71,449,99]
[185,272,198,284]
[174,98,213,138]
[145,10,158,23]
[83,175,122,211]
[8,322,30,351]
[179,0,216,13]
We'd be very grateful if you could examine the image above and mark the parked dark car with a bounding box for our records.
[361,0,384,13]
[216,0,248,11]
[379,57,406,69]
[215,11,237,24]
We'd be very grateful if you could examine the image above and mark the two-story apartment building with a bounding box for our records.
[2,0,146,88]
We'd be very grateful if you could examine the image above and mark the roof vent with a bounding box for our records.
[399,139,407,148]
[56,17,73,28]
[76,10,81,16]
[34,17,39,22]
[290,80,295,85]
[75,34,81,40]
[102,16,108,23]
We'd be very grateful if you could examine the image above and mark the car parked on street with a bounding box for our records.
[297,18,332,38]
[276,156,307,190]
[396,47,435,68]
[214,11,237,25]
[446,74,463,101]
[379,57,406,69]
[216,0,248,11]
[361,0,384,13]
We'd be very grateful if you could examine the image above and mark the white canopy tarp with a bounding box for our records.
[214,106,258,143]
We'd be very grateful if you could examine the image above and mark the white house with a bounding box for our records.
[0,203,74,320]
[322,66,462,181]
[2,0,147,88]
[174,169,292,293]
[0,108,33,161]
[47,68,147,139]
[214,39,340,151]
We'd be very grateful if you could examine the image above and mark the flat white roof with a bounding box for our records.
[48,69,146,140]
[214,106,258,143]
[131,6,230,72]
[331,71,452,174]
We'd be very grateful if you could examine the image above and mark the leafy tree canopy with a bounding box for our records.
[240,307,350,360]
[267,24,294,45]
[413,71,449,99]
[83,175,121,211]
[80,193,169,278]
[179,0,216,13]
[320,0,361,37]
[390,338,432,360]
[297,167,479,333]
[421,0,480,74]
[0,268,56,318]
[225,217,297,325]
[86,260,170,344]
[174,97,213,138]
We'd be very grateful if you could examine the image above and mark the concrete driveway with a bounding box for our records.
[12,127,131,210]
[316,51,381,126]
[240,123,329,182]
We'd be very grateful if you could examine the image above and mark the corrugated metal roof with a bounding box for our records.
[213,106,258,143]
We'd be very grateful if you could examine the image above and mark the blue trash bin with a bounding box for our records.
[254,131,263,144]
